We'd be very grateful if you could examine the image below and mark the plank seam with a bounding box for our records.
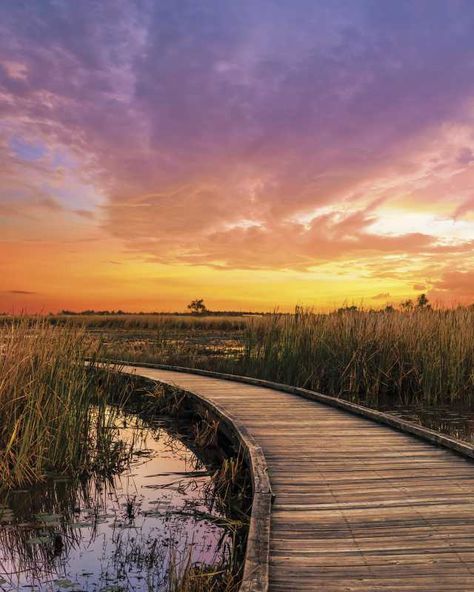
[107,360,474,460]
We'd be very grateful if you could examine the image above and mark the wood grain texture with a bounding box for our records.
[120,364,474,592]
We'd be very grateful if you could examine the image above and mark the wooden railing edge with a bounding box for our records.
[107,360,474,461]
[100,362,273,592]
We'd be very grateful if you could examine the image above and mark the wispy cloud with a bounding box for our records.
[1,1,474,308]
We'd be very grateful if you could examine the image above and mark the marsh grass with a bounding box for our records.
[208,455,245,508]
[168,551,240,592]
[80,307,474,409]
[193,412,220,449]
[234,308,474,407]
[42,314,249,332]
[0,318,132,488]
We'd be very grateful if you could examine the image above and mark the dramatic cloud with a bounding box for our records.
[429,270,474,304]
[1,1,474,310]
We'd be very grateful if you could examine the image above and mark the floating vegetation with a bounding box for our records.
[0,408,247,591]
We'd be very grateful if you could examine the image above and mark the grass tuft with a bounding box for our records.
[0,318,130,488]
[234,308,474,407]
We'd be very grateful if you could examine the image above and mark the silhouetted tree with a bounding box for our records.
[187,299,207,315]
[416,293,430,309]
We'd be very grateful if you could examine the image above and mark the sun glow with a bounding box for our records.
[1,2,474,312]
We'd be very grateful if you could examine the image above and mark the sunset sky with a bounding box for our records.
[1,1,474,313]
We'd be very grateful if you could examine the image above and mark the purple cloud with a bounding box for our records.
[1,0,474,272]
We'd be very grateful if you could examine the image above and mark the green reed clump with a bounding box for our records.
[0,319,130,488]
[233,307,474,407]
[168,557,239,592]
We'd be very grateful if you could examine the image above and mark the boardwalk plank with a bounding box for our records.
[123,366,474,592]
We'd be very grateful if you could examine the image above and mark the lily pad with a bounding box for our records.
[27,535,50,545]
[54,578,76,589]
[69,521,95,528]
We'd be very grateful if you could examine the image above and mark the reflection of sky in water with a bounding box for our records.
[382,404,474,444]
[0,412,231,591]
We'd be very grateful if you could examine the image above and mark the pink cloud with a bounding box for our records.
[454,195,474,218]
[428,270,474,304]
[1,0,474,282]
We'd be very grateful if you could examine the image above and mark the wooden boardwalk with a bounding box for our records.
[123,365,474,592]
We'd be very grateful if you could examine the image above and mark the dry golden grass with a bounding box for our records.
[236,307,474,406]
[45,313,250,331]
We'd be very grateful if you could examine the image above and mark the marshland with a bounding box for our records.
[15,304,472,441]
[0,305,473,589]
[0,320,250,591]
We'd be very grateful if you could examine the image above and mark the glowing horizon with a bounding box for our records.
[1,1,474,314]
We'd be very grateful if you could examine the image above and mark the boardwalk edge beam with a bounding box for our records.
[101,364,273,592]
[106,360,474,461]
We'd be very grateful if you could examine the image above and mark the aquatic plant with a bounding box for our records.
[0,318,131,487]
[193,412,220,449]
[168,551,240,592]
[234,307,474,407]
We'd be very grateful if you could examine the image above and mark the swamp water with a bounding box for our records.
[341,394,474,443]
[0,410,236,591]
[381,404,474,444]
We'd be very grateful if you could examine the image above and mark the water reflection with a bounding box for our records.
[0,411,232,591]
[339,392,474,443]
[381,404,474,444]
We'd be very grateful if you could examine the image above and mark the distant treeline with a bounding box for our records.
[56,309,266,317]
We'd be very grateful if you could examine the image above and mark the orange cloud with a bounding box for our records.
[1,1,474,310]
[429,270,474,305]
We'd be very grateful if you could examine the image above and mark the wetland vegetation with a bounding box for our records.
[0,319,130,488]
[26,305,472,443]
[0,305,473,588]
[0,320,250,591]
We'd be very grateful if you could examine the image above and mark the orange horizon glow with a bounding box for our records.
[1,3,474,313]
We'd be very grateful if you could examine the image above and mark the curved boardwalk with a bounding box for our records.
[123,365,474,592]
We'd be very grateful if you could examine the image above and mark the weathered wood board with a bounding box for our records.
[122,365,474,592]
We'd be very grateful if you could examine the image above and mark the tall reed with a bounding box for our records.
[0,319,128,487]
[234,308,474,407]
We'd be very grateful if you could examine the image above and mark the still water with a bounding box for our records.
[0,411,232,591]
[382,403,474,444]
